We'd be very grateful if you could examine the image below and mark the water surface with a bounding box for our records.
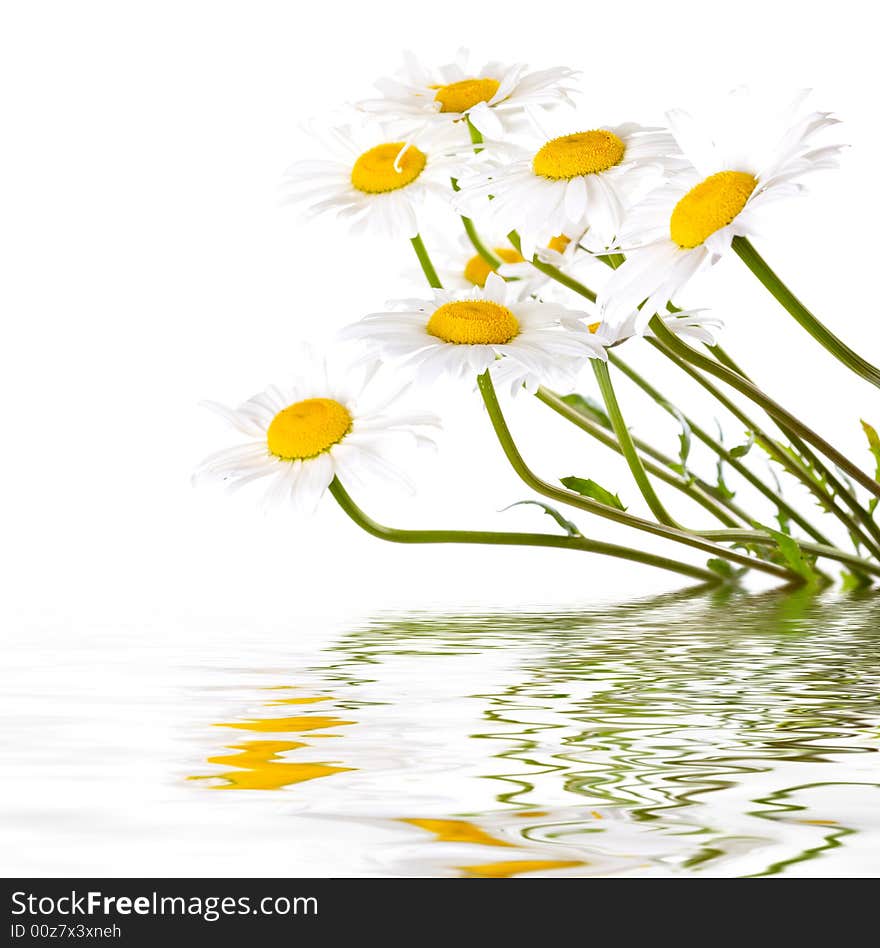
[4,589,879,876]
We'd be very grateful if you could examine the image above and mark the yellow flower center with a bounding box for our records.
[350,143,427,194]
[426,300,520,345]
[532,130,626,180]
[266,398,352,460]
[547,235,571,253]
[434,78,500,114]
[463,247,525,287]
[669,171,758,248]
[587,321,601,333]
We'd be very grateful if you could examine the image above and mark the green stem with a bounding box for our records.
[508,231,597,302]
[536,387,745,528]
[698,528,880,580]
[710,342,880,553]
[462,216,503,267]
[592,359,680,527]
[477,371,801,584]
[651,336,880,561]
[329,478,720,585]
[648,315,880,500]
[733,236,880,390]
[410,234,442,289]
[608,352,833,547]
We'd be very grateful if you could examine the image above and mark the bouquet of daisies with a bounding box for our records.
[196,51,880,589]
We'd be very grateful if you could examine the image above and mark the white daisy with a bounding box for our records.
[341,272,606,395]
[600,89,844,327]
[408,230,547,294]
[357,50,578,141]
[281,122,465,239]
[194,356,439,512]
[455,122,681,256]
[588,309,724,348]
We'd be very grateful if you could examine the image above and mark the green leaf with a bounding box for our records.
[730,431,755,459]
[840,569,872,592]
[500,500,582,537]
[775,507,792,536]
[713,420,736,500]
[560,393,612,430]
[861,420,880,480]
[561,476,627,511]
[663,403,692,470]
[706,557,746,580]
[755,522,822,586]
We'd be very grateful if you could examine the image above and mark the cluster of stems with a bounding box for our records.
[331,127,880,590]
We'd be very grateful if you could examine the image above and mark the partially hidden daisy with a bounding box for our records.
[282,122,465,239]
[455,122,682,257]
[357,50,578,141]
[409,231,547,294]
[587,309,724,349]
[599,89,844,327]
[341,272,606,394]
[194,356,440,511]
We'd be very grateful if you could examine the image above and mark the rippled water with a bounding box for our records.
[4,589,880,877]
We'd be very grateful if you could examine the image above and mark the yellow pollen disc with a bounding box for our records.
[587,321,601,334]
[434,78,500,114]
[669,170,758,248]
[426,300,520,345]
[350,143,427,194]
[463,247,525,287]
[532,130,626,180]
[266,398,352,461]
[547,234,571,253]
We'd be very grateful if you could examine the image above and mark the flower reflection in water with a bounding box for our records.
[191,587,880,876]
[190,687,355,791]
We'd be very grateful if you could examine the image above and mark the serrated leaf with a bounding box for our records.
[775,507,792,536]
[730,431,755,459]
[561,475,627,511]
[560,393,612,430]
[861,420,880,481]
[500,500,582,537]
[755,522,821,586]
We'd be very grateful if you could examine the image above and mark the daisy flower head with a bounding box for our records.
[357,50,578,141]
[195,354,440,512]
[600,88,845,327]
[282,120,466,239]
[342,272,606,396]
[408,230,547,294]
[455,120,682,257]
[589,308,724,349]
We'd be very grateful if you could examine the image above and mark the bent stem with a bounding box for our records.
[410,234,443,289]
[476,371,800,584]
[733,236,880,390]
[592,359,680,527]
[328,478,720,585]
[648,315,880,500]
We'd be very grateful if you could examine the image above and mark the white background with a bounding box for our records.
[2,0,879,630]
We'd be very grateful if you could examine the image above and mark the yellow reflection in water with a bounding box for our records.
[217,715,354,733]
[202,740,350,790]
[459,859,584,878]
[401,818,513,848]
[191,689,355,791]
